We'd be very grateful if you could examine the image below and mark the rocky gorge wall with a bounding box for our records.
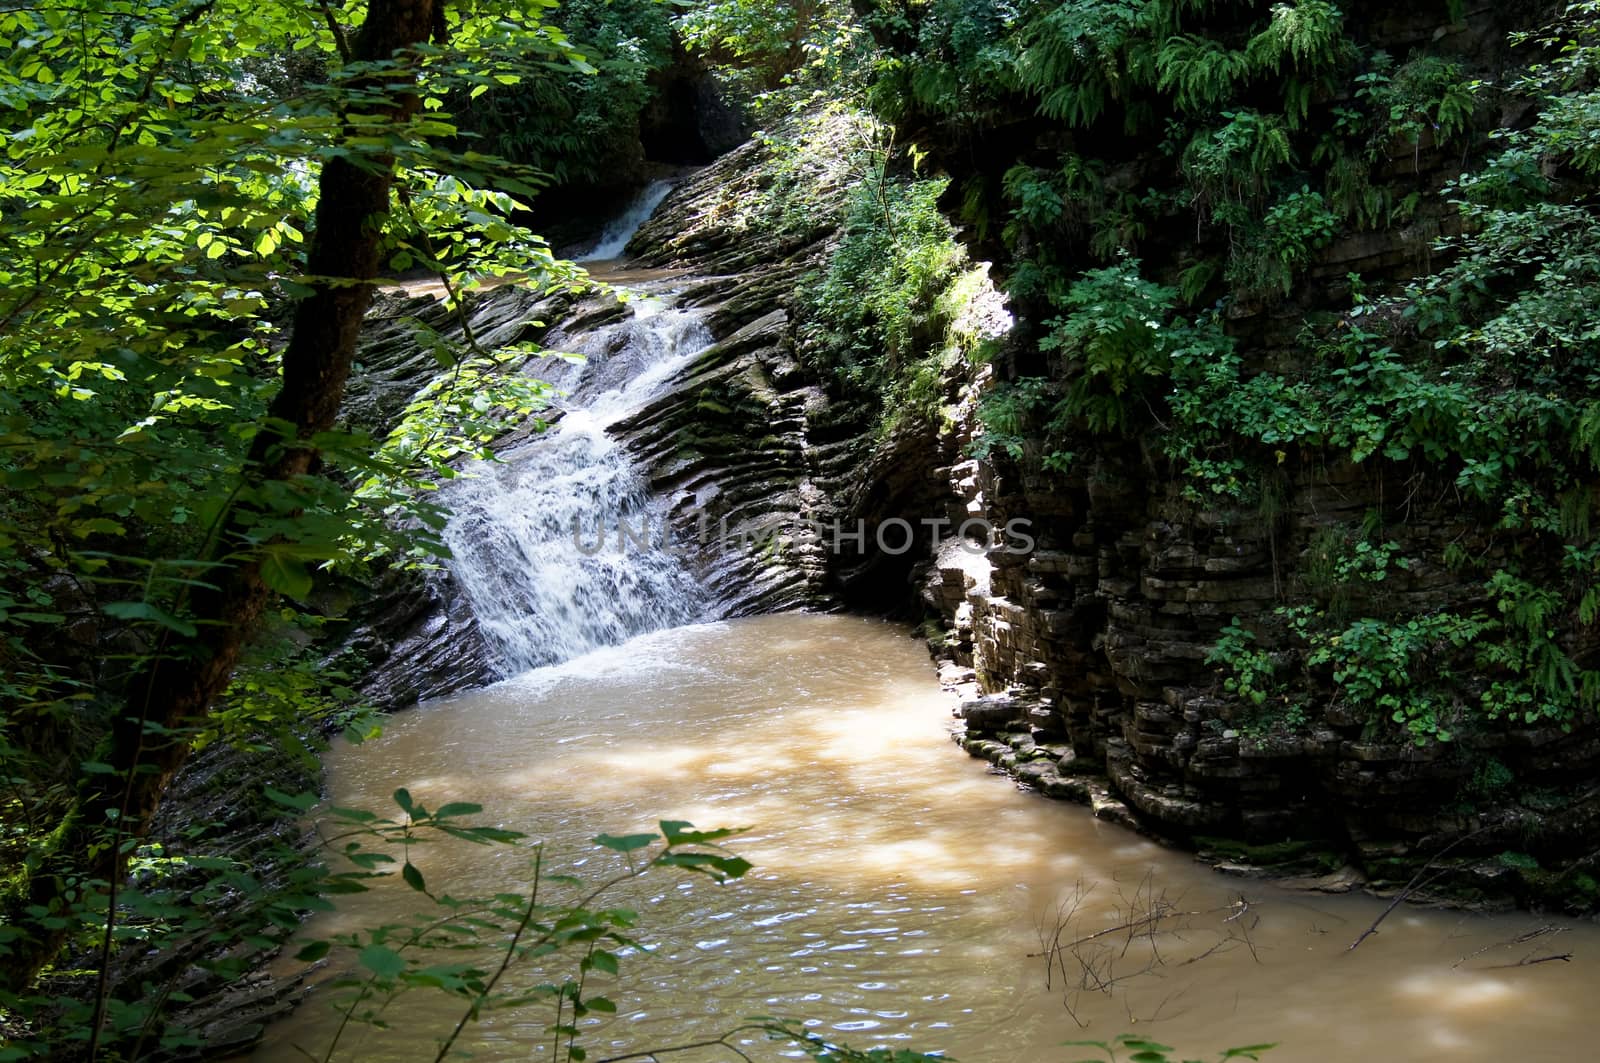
[920,427,1600,909]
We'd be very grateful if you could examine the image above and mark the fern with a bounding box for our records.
[1362,56,1482,149]
[1036,80,1111,125]
[1246,0,1349,72]
[1263,187,1339,262]
[1183,110,1294,204]
[1323,149,1388,227]
[958,175,993,243]
[1017,0,1145,126]
[909,62,961,114]
[1177,259,1219,303]
[1157,34,1252,113]
[1559,485,1593,541]
[1002,165,1067,229]
[1575,401,1600,468]
[1089,192,1151,258]
[1059,152,1106,199]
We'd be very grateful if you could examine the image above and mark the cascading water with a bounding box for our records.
[442,303,712,675]
[577,179,677,261]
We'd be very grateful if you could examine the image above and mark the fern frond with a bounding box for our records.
[1575,401,1600,468]
[1059,152,1106,199]
[1018,0,1143,125]
[1246,0,1348,73]
[1283,75,1314,128]
[1178,259,1219,303]
[1558,485,1593,541]
[1182,110,1295,202]
[1037,81,1109,125]
[959,176,993,243]
[909,63,961,114]
[1157,34,1252,112]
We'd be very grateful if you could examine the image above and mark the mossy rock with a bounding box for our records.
[1194,835,1346,875]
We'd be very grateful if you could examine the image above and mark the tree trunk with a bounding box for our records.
[2,0,439,996]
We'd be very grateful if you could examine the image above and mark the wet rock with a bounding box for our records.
[1276,866,1368,894]
[1014,759,1055,788]
[959,694,1029,733]
[1088,786,1140,831]
[1040,772,1093,803]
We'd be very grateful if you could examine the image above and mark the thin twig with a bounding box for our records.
[1347,829,1488,952]
[593,1024,770,1063]
[317,0,353,63]
[434,846,545,1062]
[1484,952,1573,969]
[1453,924,1567,969]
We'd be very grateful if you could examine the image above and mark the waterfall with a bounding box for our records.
[577,179,677,261]
[441,304,713,675]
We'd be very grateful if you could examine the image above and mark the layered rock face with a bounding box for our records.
[921,431,1600,906]
[617,121,964,614]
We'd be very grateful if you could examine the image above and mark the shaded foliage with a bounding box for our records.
[863,0,1600,744]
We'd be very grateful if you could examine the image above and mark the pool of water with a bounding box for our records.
[254,613,1593,1062]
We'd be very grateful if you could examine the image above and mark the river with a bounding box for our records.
[254,612,1593,1063]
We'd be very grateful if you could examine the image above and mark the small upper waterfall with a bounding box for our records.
[577,179,677,261]
[442,303,712,675]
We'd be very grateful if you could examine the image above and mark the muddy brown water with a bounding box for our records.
[254,613,1592,1062]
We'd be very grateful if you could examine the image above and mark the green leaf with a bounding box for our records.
[652,852,752,880]
[433,802,483,818]
[264,787,319,812]
[102,600,197,637]
[594,832,657,854]
[260,550,314,600]
[659,821,743,845]
[295,940,331,962]
[434,823,527,844]
[357,944,406,979]
[402,861,427,894]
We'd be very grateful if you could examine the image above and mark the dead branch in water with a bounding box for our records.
[1484,952,1573,969]
[1453,924,1568,969]
[1031,875,1262,1027]
[1347,829,1487,952]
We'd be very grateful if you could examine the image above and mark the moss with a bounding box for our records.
[917,618,950,649]
[1496,850,1540,871]
[1193,835,1344,874]
[1518,864,1600,912]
